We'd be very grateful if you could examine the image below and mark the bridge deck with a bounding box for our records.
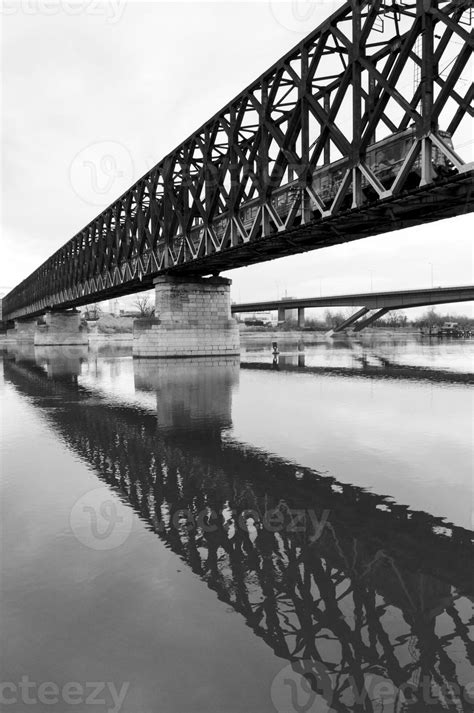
[232,284,474,313]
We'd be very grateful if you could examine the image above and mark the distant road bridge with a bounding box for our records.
[232,284,474,330]
[2,0,473,355]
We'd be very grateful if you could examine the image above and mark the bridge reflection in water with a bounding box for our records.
[3,347,473,712]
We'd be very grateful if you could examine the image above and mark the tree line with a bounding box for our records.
[282,307,472,330]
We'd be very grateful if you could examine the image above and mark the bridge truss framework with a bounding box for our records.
[3,0,473,321]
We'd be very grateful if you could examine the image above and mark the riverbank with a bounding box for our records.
[0,326,434,351]
[239,326,420,343]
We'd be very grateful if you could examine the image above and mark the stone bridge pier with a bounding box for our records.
[35,310,88,346]
[7,317,38,342]
[7,310,88,346]
[133,275,240,358]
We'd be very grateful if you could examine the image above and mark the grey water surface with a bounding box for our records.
[1,335,473,713]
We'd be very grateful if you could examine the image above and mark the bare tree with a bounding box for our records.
[134,294,155,317]
[324,309,353,328]
[84,303,102,320]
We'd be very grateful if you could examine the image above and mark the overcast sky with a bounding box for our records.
[1,1,473,316]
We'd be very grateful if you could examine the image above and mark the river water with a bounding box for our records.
[1,335,473,713]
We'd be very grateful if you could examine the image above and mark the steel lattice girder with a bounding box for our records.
[3,0,474,320]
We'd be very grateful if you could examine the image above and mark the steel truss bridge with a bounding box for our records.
[3,0,474,321]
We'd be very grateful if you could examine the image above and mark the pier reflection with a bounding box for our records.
[134,357,239,433]
[3,343,89,379]
[3,348,473,712]
[35,345,88,379]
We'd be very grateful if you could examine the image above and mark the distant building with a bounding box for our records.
[244,311,277,326]
[83,298,123,317]
[99,298,122,315]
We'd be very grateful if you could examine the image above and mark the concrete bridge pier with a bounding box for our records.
[277,306,305,327]
[7,317,38,341]
[326,307,370,336]
[34,309,88,346]
[353,307,390,332]
[133,275,240,358]
[297,307,305,328]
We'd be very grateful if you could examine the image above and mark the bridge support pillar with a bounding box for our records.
[277,306,286,323]
[353,307,390,332]
[327,307,370,336]
[7,318,38,341]
[133,275,240,358]
[297,307,305,329]
[34,310,88,346]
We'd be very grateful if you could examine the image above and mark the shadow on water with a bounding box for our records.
[2,344,474,712]
[245,356,474,384]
